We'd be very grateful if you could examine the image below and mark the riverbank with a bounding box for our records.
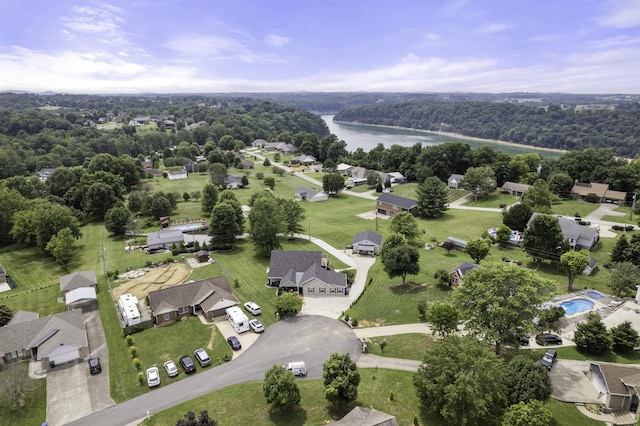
[331,118,568,156]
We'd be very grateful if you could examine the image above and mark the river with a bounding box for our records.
[321,115,563,158]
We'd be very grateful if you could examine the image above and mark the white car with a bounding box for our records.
[146,367,160,387]
[194,348,211,367]
[163,360,178,377]
[244,301,262,315]
[249,319,264,333]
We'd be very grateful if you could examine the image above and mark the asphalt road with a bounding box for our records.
[67,315,360,426]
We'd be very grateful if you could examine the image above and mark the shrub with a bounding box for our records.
[626,225,635,232]
[137,372,145,385]
[351,318,358,327]
[125,335,134,346]
[433,269,450,286]
[223,354,231,362]
[133,358,141,370]
[130,346,138,357]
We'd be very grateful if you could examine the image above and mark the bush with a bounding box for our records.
[125,335,134,346]
[130,346,138,357]
[626,225,635,232]
[351,318,358,327]
[133,358,141,370]
[137,372,145,385]
[433,269,450,286]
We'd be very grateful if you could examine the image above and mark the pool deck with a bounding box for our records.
[555,290,626,332]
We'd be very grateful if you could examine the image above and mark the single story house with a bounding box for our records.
[268,251,347,296]
[526,213,600,250]
[571,181,627,205]
[448,174,465,189]
[146,229,184,250]
[376,193,418,217]
[163,119,176,129]
[590,362,640,422]
[0,309,88,367]
[294,186,328,203]
[263,142,296,153]
[225,175,245,189]
[168,169,188,180]
[290,154,316,165]
[336,163,354,175]
[60,270,98,294]
[349,166,368,180]
[449,262,480,287]
[65,287,98,312]
[329,406,399,426]
[148,276,239,325]
[252,138,267,148]
[352,231,383,256]
[36,167,57,181]
[387,172,405,183]
[501,181,531,197]
[240,159,254,169]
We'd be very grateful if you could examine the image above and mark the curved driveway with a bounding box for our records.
[67,316,360,426]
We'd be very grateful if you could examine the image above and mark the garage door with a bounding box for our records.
[48,345,81,365]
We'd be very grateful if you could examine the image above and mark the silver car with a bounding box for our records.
[163,360,178,377]
[194,348,211,367]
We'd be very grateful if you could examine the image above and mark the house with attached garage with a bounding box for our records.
[147,276,239,325]
[590,362,640,424]
[571,181,627,205]
[267,250,348,296]
[60,270,98,294]
[146,229,184,250]
[0,309,88,367]
[526,213,600,250]
[376,193,418,217]
[352,230,383,256]
[294,186,328,203]
[501,181,531,197]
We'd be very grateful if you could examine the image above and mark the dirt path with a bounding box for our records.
[112,263,191,300]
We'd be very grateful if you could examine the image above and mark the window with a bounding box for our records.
[308,288,314,293]
[179,306,189,314]
[319,288,326,294]
[330,288,336,294]
[163,312,170,321]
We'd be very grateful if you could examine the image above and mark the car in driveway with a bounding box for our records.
[244,301,262,315]
[180,355,196,374]
[249,319,264,333]
[194,348,211,367]
[517,335,530,346]
[163,360,178,377]
[535,333,563,345]
[227,335,242,350]
[88,357,101,375]
[146,367,160,387]
[540,349,557,371]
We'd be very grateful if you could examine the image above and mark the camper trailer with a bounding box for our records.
[225,306,249,333]
[119,293,141,326]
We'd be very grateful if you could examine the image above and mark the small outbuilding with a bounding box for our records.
[352,230,383,256]
[60,271,98,294]
[196,250,210,263]
[65,287,98,312]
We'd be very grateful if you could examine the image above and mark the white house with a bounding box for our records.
[168,170,188,180]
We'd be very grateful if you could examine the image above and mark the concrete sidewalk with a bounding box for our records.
[356,353,421,372]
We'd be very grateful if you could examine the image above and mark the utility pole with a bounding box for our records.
[630,193,637,221]
[308,217,311,242]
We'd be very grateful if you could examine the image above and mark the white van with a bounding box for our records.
[226,306,249,333]
[284,361,306,376]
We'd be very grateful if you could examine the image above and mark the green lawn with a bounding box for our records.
[0,364,47,425]
[554,346,640,364]
[547,399,605,425]
[367,334,436,360]
[550,200,601,218]
[461,191,518,208]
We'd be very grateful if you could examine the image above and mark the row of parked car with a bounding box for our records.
[145,347,213,387]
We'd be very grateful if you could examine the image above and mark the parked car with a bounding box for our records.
[88,357,101,375]
[284,361,307,376]
[249,319,264,333]
[194,348,211,367]
[535,333,563,345]
[227,335,242,350]
[244,301,262,315]
[540,349,557,371]
[163,360,178,377]
[146,367,160,387]
[180,355,196,374]
[517,335,530,346]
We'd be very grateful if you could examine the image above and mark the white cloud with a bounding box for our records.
[598,0,640,28]
[478,23,511,34]
[163,33,286,63]
[588,35,640,49]
[264,34,290,47]
[61,4,131,46]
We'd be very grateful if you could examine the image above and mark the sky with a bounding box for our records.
[1,0,640,94]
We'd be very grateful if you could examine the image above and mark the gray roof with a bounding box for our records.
[65,287,97,305]
[60,270,98,292]
[295,186,320,198]
[454,262,480,276]
[148,277,238,316]
[376,193,418,210]
[269,250,347,288]
[146,229,184,246]
[448,173,464,182]
[7,310,39,326]
[502,181,531,193]
[329,406,399,426]
[353,230,383,247]
[527,213,599,248]
[0,264,5,274]
[0,309,87,360]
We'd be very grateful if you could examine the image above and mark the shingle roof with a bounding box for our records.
[594,363,640,396]
[376,193,417,210]
[502,181,531,193]
[455,262,480,276]
[269,250,347,288]
[527,213,599,248]
[353,230,383,247]
[571,182,609,197]
[147,277,238,315]
[7,310,39,326]
[295,186,319,198]
[448,173,464,183]
[60,270,98,292]
[329,406,399,426]
[146,229,184,246]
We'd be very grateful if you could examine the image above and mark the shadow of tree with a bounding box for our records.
[390,282,429,294]
[268,405,308,425]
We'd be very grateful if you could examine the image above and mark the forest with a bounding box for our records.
[334,101,640,157]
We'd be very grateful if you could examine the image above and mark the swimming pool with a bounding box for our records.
[588,291,603,299]
[168,222,207,232]
[560,298,594,315]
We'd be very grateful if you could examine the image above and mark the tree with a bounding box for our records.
[280,199,305,239]
[453,264,555,354]
[425,302,459,338]
[380,233,407,261]
[502,400,552,426]
[522,214,568,265]
[495,224,512,246]
[366,172,381,187]
[322,173,345,196]
[521,179,554,212]
[274,292,303,317]
[175,410,218,426]
[463,166,497,200]
[611,235,630,263]
[537,306,566,332]
[465,238,491,264]
[608,262,640,298]
[574,312,611,354]
[413,335,506,426]
[12,201,81,250]
[263,158,271,166]
[182,192,191,202]
[263,176,275,190]
[504,355,552,405]
[323,353,361,407]
[0,364,34,410]
[559,250,589,291]
[201,183,219,214]
[0,304,13,326]
[249,197,284,257]
[148,195,172,220]
[218,190,244,232]
[389,212,423,242]
[241,175,249,187]
[502,203,533,232]
[547,172,574,198]
[84,181,119,218]
[209,162,228,188]
[104,206,131,236]
[382,244,420,285]
[262,365,301,410]
[208,202,241,248]
[611,321,640,353]
[127,190,146,213]
[416,176,449,218]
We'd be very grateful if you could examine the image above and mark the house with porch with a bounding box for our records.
[571,181,627,205]
[60,270,98,294]
[449,262,480,287]
[376,193,418,217]
[352,231,383,256]
[501,181,531,197]
[267,251,347,296]
[148,276,239,325]
[290,154,316,166]
[590,362,640,424]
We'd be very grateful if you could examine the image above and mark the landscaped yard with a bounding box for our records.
[367,334,437,360]
[461,190,518,208]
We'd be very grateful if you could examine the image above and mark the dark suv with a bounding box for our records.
[88,357,102,375]
[535,333,563,345]
[180,355,196,374]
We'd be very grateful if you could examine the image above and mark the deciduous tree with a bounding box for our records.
[560,250,590,291]
[416,176,449,218]
[502,400,552,426]
[608,262,640,298]
[274,292,303,317]
[382,244,420,285]
[425,302,459,338]
[504,355,552,405]
[208,202,241,248]
[465,238,491,264]
[201,184,219,215]
[280,199,305,239]
[322,173,345,196]
[502,202,533,232]
[521,179,555,212]
[522,214,568,265]
[263,365,301,410]
[249,197,284,257]
[389,212,424,242]
[104,206,131,236]
[0,304,13,326]
[209,162,228,188]
[463,166,497,200]
[323,353,360,407]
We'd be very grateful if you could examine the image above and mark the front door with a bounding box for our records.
[630,394,638,412]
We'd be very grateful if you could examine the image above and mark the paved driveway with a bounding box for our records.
[550,359,601,403]
[67,315,360,426]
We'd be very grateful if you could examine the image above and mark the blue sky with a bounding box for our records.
[1,0,639,94]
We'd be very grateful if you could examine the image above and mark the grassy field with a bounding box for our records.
[550,200,601,218]
[0,364,47,425]
[367,334,436,360]
[554,346,640,364]
[461,191,518,208]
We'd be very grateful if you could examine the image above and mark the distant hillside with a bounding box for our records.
[334,101,640,157]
